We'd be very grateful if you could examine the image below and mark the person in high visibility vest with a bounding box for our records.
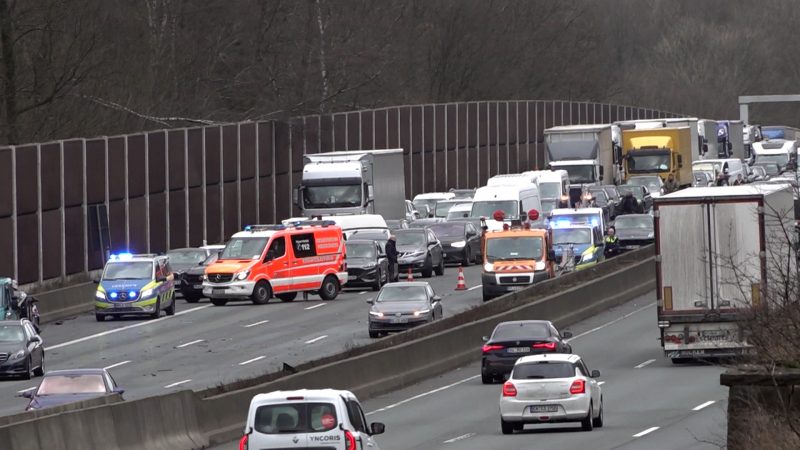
[604,226,620,259]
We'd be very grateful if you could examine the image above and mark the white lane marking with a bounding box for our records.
[633,426,660,438]
[467,284,482,291]
[692,400,716,411]
[239,356,266,366]
[18,386,37,394]
[176,339,204,348]
[304,303,327,311]
[359,291,368,295]
[103,360,131,370]
[366,375,480,416]
[305,335,328,344]
[243,320,270,328]
[443,433,476,444]
[634,359,656,369]
[164,379,192,388]
[46,305,213,351]
[565,303,654,343]
[598,381,606,386]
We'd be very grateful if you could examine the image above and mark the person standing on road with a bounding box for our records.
[604,226,620,259]
[385,235,399,282]
[663,173,679,194]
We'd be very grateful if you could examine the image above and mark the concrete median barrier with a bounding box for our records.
[34,282,96,324]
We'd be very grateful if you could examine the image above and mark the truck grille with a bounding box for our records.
[499,275,532,284]
[206,273,233,283]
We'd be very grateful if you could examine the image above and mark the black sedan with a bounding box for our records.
[21,368,124,411]
[395,228,445,278]
[0,319,44,380]
[179,250,223,302]
[481,320,572,384]
[613,214,654,250]
[428,222,481,266]
[346,240,389,291]
[169,245,225,300]
[367,282,443,338]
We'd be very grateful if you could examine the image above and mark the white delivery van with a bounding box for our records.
[412,192,455,218]
[240,389,385,450]
[471,184,543,231]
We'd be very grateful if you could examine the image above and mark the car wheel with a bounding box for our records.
[500,418,515,435]
[319,275,340,301]
[481,372,494,384]
[251,281,272,305]
[33,352,45,377]
[372,269,383,291]
[22,357,32,380]
[421,257,433,278]
[95,313,106,322]
[581,402,594,431]
[435,256,445,276]
[592,398,604,428]
[368,330,380,339]
[164,295,176,316]
[482,286,494,302]
[276,292,298,302]
[150,298,161,319]
[184,294,201,303]
[210,298,228,307]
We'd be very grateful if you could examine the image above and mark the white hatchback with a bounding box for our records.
[240,389,385,449]
[498,353,603,434]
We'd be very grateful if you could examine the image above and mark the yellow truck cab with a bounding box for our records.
[621,127,693,186]
[480,210,555,302]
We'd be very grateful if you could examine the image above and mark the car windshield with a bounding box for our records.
[627,154,670,173]
[538,182,561,198]
[395,231,426,247]
[102,262,152,280]
[492,322,550,340]
[629,177,661,194]
[254,403,338,434]
[221,238,267,260]
[166,250,206,264]
[0,325,25,342]
[435,202,462,218]
[303,184,362,208]
[552,228,591,245]
[202,252,220,265]
[617,185,643,199]
[346,242,376,258]
[428,223,465,238]
[447,208,471,220]
[471,200,518,220]
[614,216,652,229]
[413,199,439,214]
[486,237,543,262]
[754,163,780,176]
[588,191,608,206]
[602,187,619,200]
[755,154,789,169]
[37,374,107,395]
[513,362,575,380]
[557,165,595,184]
[377,285,428,302]
[348,230,388,241]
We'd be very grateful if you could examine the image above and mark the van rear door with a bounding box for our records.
[248,401,346,449]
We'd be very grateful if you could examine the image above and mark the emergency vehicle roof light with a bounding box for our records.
[493,210,506,222]
[551,220,572,229]
[288,220,337,228]
[110,252,134,261]
[528,209,540,221]
[245,224,286,232]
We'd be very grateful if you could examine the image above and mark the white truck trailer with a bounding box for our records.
[654,184,796,363]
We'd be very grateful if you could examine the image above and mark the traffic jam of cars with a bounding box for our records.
[8,116,797,447]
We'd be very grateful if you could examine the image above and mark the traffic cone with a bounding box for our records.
[455,265,467,290]
[407,267,414,281]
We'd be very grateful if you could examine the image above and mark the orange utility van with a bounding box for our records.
[203,221,347,306]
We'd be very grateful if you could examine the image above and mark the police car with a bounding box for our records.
[94,253,176,321]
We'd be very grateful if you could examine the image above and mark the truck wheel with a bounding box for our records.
[319,276,340,301]
[210,298,228,307]
[251,281,272,305]
[435,257,445,276]
[421,257,433,278]
[276,292,297,302]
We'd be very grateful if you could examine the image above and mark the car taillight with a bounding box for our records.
[502,381,517,397]
[238,434,249,450]
[482,344,504,353]
[532,342,556,351]
[344,430,357,450]
[569,379,585,395]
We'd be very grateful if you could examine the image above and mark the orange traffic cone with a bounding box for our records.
[455,265,467,290]
[407,267,414,281]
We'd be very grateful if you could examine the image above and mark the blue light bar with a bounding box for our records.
[110,292,118,299]
[109,252,134,261]
[551,220,572,229]
[128,291,138,299]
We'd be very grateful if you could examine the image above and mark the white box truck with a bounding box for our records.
[294,149,406,220]
[654,184,796,363]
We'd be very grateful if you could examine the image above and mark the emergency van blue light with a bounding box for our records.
[245,225,252,231]
[110,292,118,299]
[590,218,599,227]
[128,291,138,298]
[552,220,571,228]
[110,252,134,261]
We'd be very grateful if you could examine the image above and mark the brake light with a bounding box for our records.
[532,342,556,351]
[502,381,517,397]
[569,379,585,395]
[344,430,357,450]
[238,434,249,450]
[482,344,504,353]
[286,396,304,400]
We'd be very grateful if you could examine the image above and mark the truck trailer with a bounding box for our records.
[654,185,796,363]
[294,149,406,219]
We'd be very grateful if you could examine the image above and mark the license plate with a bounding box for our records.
[391,318,408,324]
[114,302,126,308]
[193,285,203,289]
[213,288,226,294]
[530,405,558,413]
[507,347,531,354]
[702,330,727,337]
[348,275,357,281]
[510,286,525,291]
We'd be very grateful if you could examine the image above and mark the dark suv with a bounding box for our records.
[394,228,445,278]
[345,240,389,291]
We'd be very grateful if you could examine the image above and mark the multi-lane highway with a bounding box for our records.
[0,265,485,416]
[210,291,728,450]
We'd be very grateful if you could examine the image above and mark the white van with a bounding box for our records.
[412,192,455,218]
[283,214,389,240]
[471,184,543,231]
[240,389,385,450]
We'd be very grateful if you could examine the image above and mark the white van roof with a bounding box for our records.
[486,173,537,187]
[474,185,539,201]
[250,389,358,406]
[413,192,456,201]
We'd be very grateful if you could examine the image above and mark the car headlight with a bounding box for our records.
[535,261,546,271]
[141,288,155,298]
[413,309,431,317]
[483,263,494,272]
[450,241,466,248]
[201,274,208,281]
[363,262,376,269]
[369,311,384,317]
[235,270,250,281]
[95,291,106,300]
[647,232,655,238]
[10,349,25,360]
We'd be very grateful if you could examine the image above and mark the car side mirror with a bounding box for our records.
[366,299,374,305]
[92,277,101,284]
[562,331,573,339]
[370,422,386,435]
[30,335,41,344]
[591,369,601,378]
[432,295,442,302]
[19,390,34,399]
[481,336,489,342]
[112,387,125,395]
